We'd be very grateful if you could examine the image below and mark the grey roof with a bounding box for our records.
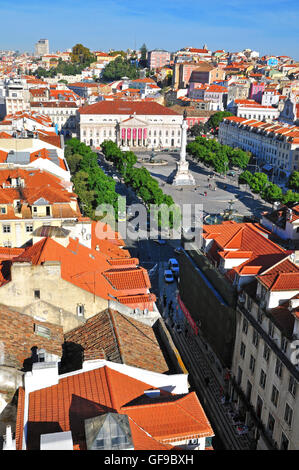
[6,151,30,164]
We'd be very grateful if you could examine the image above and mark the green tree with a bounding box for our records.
[239,170,253,185]
[206,111,233,132]
[282,190,299,204]
[288,171,299,191]
[250,172,269,193]
[66,152,83,174]
[139,43,148,67]
[189,123,206,137]
[71,43,96,66]
[101,56,139,81]
[261,183,283,202]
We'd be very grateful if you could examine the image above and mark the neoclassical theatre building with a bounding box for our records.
[78,100,183,149]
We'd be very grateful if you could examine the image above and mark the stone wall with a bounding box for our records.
[0,261,108,333]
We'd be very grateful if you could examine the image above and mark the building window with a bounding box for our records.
[268,321,275,338]
[284,403,293,427]
[46,206,51,216]
[242,318,248,334]
[237,366,242,385]
[34,290,40,299]
[246,380,252,402]
[26,224,33,232]
[256,395,263,419]
[77,304,84,317]
[2,224,11,233]
[271,385,279,407]
[275,359,283,379]
[267,413,275,437]
[260,369,266,389]
[0,207,6,214]
[252,330,259,348]
[288,375,297,397]
[257,308,263,324]
[263,343,270,362]
[281,336,288,353]
[240,342,246,359]
[280,432,289,451]
[249,355,256,374]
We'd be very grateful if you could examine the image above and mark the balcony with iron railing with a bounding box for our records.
[230,374,276,450]
[237,299,299,381]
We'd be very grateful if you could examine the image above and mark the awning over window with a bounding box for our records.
[263,164,273,171]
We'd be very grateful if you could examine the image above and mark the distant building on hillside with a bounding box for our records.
[35,39,49,57]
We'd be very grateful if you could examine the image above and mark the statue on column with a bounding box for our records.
[171,110,195,186]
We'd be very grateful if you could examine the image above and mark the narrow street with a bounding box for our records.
[157,259,255,451]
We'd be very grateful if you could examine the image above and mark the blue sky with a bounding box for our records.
[1,0,298,59]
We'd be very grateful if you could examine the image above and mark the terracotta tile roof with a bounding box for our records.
[122,392,213,443]
[12,237,154,307]
[37,133,62,148]
[0,303,63,369]
[258,258,299,291]
[204,221,288,277]
[15,387,25,450]
[78,100,180,116]
[0,132,11,138]
[64,308,167,373]
[104,267,151,292]
[23,365,212,450]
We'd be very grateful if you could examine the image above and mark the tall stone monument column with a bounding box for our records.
[172,110,195,186]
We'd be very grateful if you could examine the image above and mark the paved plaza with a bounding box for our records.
[134,150,273,222]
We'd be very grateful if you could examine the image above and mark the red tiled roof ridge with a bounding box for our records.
[15,387,25,451]
[107,309,123,363]
[260,253,294,276]
[13,237,49,264]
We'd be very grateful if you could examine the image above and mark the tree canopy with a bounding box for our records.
[71,43,96,65]
[186,136,250,173]
[205,111,234,132]
[288,171,299,191]
[65,138,118,219]
[139,44,148,68]
[101,56,139,81]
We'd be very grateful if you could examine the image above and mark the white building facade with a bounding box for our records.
[219,116,299,175]
[78,100,183,149]
[231,274,299,450]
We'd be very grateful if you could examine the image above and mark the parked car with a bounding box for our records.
[168,258,179,274]
[164,269,174,283]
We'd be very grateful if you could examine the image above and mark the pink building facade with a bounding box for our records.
[249,82,266,103]
[148,50,170,70]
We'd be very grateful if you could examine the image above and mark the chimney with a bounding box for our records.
[3,425,15,450]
